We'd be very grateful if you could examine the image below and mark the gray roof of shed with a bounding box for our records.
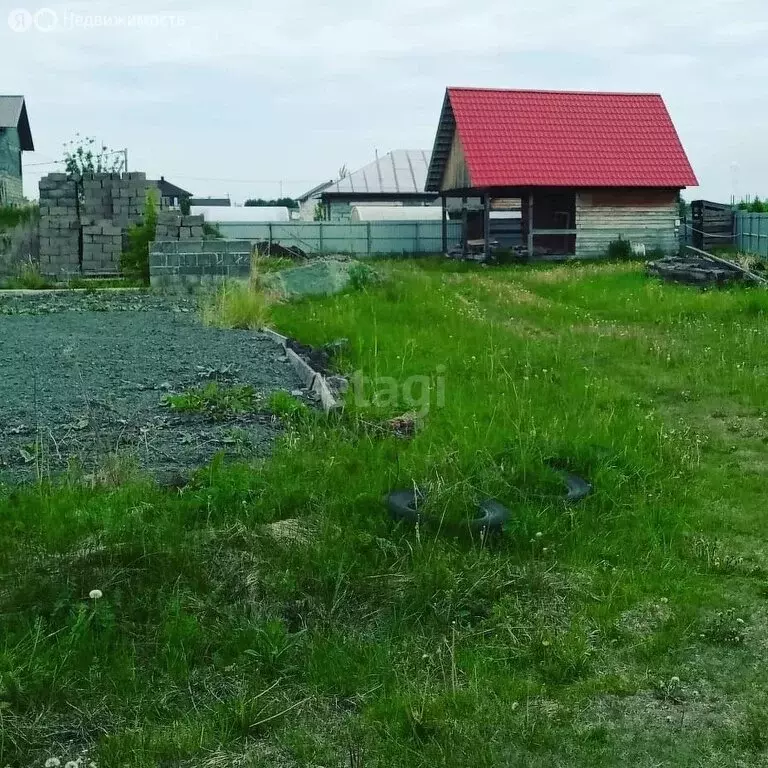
[325,149,433,196]
[0,96,34,151]
[298,179,335,202]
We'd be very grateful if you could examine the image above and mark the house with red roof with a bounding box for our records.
[426,87,698,260]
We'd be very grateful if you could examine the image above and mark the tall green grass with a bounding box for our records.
[2,260,768,767]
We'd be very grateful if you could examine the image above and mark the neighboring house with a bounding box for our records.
[0,96,34,206]
[426,88,698,259]
[297,179,334,221]
[190,197,231,207]
[315,150,438,221]
[153,177,192,209]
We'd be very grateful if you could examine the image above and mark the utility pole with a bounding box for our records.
[123,148,128,172]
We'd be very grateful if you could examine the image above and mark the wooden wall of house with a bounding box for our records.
[442,131,471,191]
[575,189,680,257]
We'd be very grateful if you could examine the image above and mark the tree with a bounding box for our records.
[63,134,124,180]
[121,189,158,283]
[244,197,299,210]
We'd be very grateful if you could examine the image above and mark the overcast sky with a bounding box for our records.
[2,0,766,203]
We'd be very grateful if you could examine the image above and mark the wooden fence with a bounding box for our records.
[690,200,734,251]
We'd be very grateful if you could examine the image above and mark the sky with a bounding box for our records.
[2,0,767,204]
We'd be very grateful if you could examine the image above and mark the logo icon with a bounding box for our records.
[8,8,33,32]
[34,7,57,31]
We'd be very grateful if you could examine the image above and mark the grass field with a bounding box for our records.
[3,259,768,767]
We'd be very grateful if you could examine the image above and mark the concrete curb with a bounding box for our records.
[262,327,341,413]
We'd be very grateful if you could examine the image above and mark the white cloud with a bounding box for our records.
[2,0,767,201]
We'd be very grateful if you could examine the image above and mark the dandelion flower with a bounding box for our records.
[65,762,79,768]
[670,677,680,685]
[535,532,543,538]
[88,589,103,600]
[45,759,61,768]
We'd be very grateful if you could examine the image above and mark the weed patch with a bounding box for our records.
[162,382,261,419]
[201,281,273,330]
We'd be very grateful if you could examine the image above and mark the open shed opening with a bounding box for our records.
[524,190,576,257]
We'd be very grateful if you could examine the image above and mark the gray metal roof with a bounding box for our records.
[326,149,432,195]
[154,177,193,198]
[0,96,34,150]
[298,179,335,202]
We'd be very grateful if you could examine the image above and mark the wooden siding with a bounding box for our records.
[442,131,471,191]
[575,190,679,257]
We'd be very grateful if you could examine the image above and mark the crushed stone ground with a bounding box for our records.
[0,291,305,484]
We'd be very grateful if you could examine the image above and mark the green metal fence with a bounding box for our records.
[212,220,462,256]
[736,212,768,258]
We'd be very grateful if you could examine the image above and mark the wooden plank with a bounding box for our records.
[527,193,534,256]
[685,246,768,285]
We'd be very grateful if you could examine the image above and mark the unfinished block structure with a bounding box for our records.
[38,171,151,275]
[155,211,205,240]
[38,174,80,273]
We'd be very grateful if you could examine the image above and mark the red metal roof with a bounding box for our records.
[442,88,697,189]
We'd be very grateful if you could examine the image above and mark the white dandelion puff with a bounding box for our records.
[88,589,103,600]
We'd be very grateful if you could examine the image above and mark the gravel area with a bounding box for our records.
[0,292,304,485]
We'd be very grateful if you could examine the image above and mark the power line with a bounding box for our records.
[168,174,321,184]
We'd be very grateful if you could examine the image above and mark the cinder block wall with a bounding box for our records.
[155,211,205,240]
[37,171,152,276]
[39,174,80,274]
[149,240,251,288]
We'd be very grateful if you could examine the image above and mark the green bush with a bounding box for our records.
[121,190,158,283]
[203,222,222,239]
[737,197,768,213]
[0,204,38,233]
[607,238,633,260]
[348,261,379,290]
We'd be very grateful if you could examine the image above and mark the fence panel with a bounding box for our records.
[208,220,462,256]
[735,212,768,258]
